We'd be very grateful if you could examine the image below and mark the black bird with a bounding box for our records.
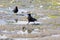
[13,6,18,13]
[27,14,37,24]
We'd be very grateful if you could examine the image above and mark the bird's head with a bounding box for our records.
[15,6,18,9]
[28,14,31,16]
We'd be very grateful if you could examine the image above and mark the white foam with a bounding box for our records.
[13,38,38,40]
[51,35,60,37]
[13,38,31,40]
[41,34,60,39]
[40,5,43,8]
[15,21,28,24]
[0,35,8,39]
[2,30,9,33]
[17,30,28,34]
[6,20,41,25]
[17,9,28,14]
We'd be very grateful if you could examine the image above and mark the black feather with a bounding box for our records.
[27,14,37,23]
[13,6,18,13]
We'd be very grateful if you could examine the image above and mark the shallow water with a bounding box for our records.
[0,0,59,40]
[0,19,6,25]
